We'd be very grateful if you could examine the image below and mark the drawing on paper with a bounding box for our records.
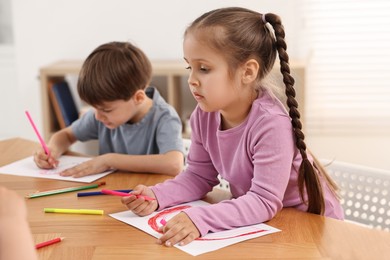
[147,205,267,241]
[38,162,81,175]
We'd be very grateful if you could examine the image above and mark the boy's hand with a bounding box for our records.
[33,147,59,169]
[59,155,111,178]
[158,212,200,247]
[121,185,158,216]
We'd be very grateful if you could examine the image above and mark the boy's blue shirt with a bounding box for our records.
[71,87,184,155]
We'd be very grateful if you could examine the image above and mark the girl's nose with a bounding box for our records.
[187,73,199,88]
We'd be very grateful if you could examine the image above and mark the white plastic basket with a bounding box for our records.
[322,159,390,231]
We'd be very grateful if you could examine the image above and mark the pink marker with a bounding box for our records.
[101,189,155,201]
[160,219,167,226]
[25,110,50,156]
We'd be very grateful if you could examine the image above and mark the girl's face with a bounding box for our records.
[183,33,243,114]
[93,98,138,129]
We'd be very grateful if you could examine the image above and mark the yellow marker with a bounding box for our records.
[44,208,104,215]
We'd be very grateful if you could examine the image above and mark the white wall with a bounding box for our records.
[6,0,303,140]
[3,0,390,170]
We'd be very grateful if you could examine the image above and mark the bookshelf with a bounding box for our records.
[39,60,305,141]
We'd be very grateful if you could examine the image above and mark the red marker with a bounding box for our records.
[35,237,64,249]
[101,189,155,201]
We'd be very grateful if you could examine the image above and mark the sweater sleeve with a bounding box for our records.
[153,107,296,237]
[182,114,295,236]
[151,107,220,209]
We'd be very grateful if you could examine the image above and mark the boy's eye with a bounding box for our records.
[100,108,112,113]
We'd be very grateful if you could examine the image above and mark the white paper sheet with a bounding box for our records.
[109,200,281,256]
[0,155,112,183]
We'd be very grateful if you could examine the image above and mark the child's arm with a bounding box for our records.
[103,151,184,175]
[60,150,183,178]
[33,127,77,169]
[47,127,77,155]
[120,184,200,247]
[121,184,158,215]
[0,187,38,260]
[158,212,200,247]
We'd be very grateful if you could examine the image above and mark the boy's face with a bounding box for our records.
[93,98,138,129]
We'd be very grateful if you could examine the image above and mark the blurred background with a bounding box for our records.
[1,0,389,170]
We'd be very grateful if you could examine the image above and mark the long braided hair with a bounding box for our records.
[185,7,338,215]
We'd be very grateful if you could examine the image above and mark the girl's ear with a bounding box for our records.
[132,89,146,105]
[241,59,259,84]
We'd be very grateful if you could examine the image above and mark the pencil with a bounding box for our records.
[25,110,50,155]
[26,181,106,199]
[35,237,64,249]
[101,189,155,201]
[44,208,104,215]
[77,189,132,197]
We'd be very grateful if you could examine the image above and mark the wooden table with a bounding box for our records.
[1,138,390,259]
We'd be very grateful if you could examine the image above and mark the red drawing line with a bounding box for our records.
[148,205,190,231]
[196,229,267,241]
[148,205,267,241]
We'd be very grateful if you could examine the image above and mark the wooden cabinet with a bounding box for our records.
[39,60,189,140]
[39,60,305,141]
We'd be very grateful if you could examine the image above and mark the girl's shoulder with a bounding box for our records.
[252,89,289,118]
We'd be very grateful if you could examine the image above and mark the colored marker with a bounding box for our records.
[26,182,106,199]
[44,208,104,215]
[35,237,64,249]
[25,110,50,156]
[160,219,167,226]
[77,189,132,197]
[101,189,155,201]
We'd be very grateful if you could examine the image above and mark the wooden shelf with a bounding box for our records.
[39,60,305,141]
[39,60,189,140]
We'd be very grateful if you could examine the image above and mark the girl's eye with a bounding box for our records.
[200,66,209,72]
[185,65,209,72]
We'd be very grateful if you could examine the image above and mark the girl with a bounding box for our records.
[121,7,343,247]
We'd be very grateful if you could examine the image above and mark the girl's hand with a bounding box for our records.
[158,212,200,247]
[121,185,158,216]
[60,154,111,178]
[33,147,59,169]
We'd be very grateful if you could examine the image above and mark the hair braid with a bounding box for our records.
[265,14,325,215]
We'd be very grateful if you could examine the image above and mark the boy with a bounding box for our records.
[34,41,184,177]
